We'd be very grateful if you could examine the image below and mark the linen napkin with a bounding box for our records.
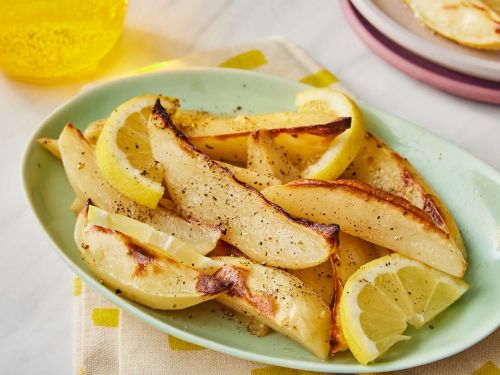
[73,37,499,375]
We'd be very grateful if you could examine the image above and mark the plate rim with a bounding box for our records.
[350,0,500,82]
[21,67,500,373]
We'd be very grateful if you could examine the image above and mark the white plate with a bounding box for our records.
[351,0,500,82]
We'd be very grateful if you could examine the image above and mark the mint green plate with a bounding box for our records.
[22,68,500,373]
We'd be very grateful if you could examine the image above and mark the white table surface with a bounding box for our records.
[1,1,498,374]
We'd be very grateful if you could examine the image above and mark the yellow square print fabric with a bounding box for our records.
[73,38,499,375]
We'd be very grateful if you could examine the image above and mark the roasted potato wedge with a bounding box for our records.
[217,161,281,190]
[148,101,339,269]
[188,116,350,164]
[330,278,348,354]
[334,232,381,286]
[343,132,466,257]
[212,256,332,359]
[58,124,222,255]
[37,137,60,159]
[75,207,226,309]
[289,259,335,306]
[263,180,467,277]
[175,110,343,137]
[83,119,105,144]
[208,240,335,305]
[247,130,300,183]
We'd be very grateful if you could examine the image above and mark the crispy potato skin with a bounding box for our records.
[208,243,336,306]
[149,100,339,269]
[287,179,436,226]
[37,137,60,158]
[212,256,332,359]
[289,259,335,306]
[333,232,381,286]
[175,110,349,137]
[343,132,466,257]
[330,278,348,354]
[74,206,225,310]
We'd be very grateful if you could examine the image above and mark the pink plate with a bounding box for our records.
[340,0,500,105]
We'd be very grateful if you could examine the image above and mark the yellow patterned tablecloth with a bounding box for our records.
[73,37,499,375]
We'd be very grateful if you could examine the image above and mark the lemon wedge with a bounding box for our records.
[87,205,222,274]
[339,253,468,365]
[95,95,179,208]
[296,89,365,180]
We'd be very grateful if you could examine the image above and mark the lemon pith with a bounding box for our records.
[339,253,468,364]
[95,95,178,209]
[296,89,365,180]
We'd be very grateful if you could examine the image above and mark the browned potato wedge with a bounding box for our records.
[263,179,467,277]
[246,121,351,182]
[175,110,343,137]
[37,137,60,158]
[343,132,466,257]
[217,161,281,190]
[208,241,335,305]
[212,256,332,359]
[75,207,225,309]
[334,232,381,286]
[289,259,335,306]
[188,116,351,164]
[330,278,349,354]
[58,124,222,255]
[83,119,105,144]
[247,130,300,182]
[148,101,339,269]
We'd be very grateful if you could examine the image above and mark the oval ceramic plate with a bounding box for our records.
[22,68,500,373]
[351,0,500,82]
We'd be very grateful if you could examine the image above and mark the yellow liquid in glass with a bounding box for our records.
[0,0,127,81]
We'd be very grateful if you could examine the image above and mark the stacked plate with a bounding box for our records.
[341,0,500,104]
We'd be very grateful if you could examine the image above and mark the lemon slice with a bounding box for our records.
[87,205,222,274]
[95,95,179,208]
[339,253,468,365]
[296,89,365,180]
